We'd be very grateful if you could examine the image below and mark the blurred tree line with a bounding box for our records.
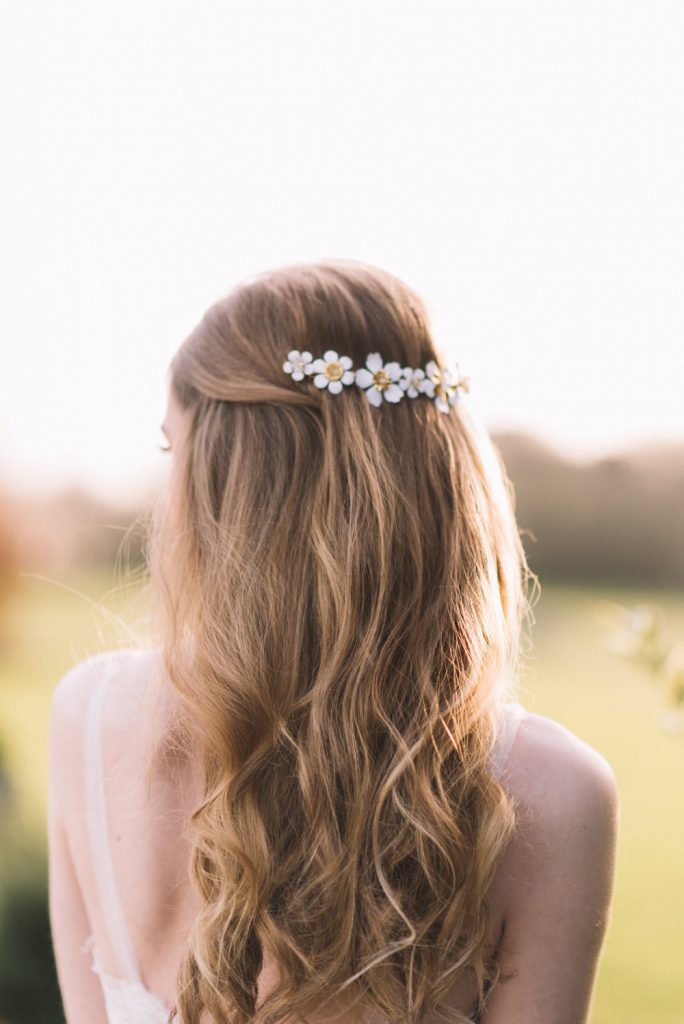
[0,433,681,588]
[0,484,146,584]
[495,433,684,587]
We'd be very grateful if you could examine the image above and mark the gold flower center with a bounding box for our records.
[373,370,391,390]
[326,362,344,381]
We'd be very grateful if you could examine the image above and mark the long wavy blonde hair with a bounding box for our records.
[144,259,539,1024]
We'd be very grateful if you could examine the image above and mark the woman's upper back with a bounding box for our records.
[50,647,618,1024]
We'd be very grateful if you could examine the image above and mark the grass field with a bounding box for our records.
[0,567,682,1023]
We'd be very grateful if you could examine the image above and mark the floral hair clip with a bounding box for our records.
[282,349,470,414]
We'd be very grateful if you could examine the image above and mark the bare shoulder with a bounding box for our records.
[49,647,159,758]
[49,648,164,821]
[481,709,620,1022]
[505,708,618,802]
[499,708,619,891]
[49,650,113,748]
[50,647,152,717]
[504,709,619,827]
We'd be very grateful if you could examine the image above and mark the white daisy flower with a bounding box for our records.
[354,352,404,407]
[282,349,314,381]
[445,362,471,400]
[307,349,355,394]
[423,359,469,414]
[398,365,427,399]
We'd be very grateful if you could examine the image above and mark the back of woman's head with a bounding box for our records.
[146,258,538,1024]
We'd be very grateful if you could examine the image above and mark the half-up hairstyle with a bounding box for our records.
[145,258,539,1024]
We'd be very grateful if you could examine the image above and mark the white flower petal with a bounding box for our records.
[340,355,353,369]
[384,384,404,403]
[355,368,374,389]
[435,396,449,414]
[425,360,438,378]
[287,349,300,362]
[314,373,329,389]
[310,358,327,373]
[366,352,383,372]
[291,370,305,381]
[283,361,293,373]
[384,362,402,380]
[342,370,355,385]
[323,349,339,362]
[365,387,383,407]
[419,379,435,396]
[301,351,313,363]
[328,379,343,394]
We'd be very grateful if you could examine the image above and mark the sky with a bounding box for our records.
[1,1,682,505]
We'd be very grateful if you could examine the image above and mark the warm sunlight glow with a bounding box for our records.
[1,1,682,503]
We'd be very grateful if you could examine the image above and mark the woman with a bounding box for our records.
[47,259,618,1024]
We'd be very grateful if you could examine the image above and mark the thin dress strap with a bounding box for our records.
[84,652,143,985]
